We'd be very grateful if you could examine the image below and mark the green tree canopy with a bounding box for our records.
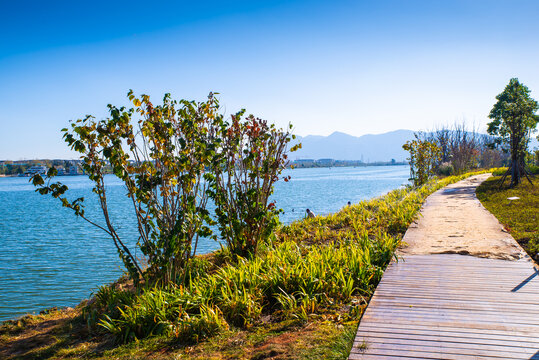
[487,78,538,186]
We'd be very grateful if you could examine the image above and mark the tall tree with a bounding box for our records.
[488,78,538,187]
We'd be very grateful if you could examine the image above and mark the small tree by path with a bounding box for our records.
[402,135,441,187]
[488,78,538,187]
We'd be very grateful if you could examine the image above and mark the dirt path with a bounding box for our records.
[398,173,526,260]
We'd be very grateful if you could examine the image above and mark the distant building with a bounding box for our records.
[23,165,48,176]
[316,158,335,166]
[54,165,66,176]
[68,165,80,175]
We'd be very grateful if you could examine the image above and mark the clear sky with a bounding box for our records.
[2,0,539,159]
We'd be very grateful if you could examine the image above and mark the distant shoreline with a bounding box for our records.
[288,160,407,168]
[1,160,408,177]
[0,173,86,178]
[0,164,409,177]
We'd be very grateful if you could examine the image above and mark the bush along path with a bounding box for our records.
[0,171,493,360]
[350,174,539,360]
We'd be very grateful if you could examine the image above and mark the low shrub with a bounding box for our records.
[437,162,454,176]
[170,305,229,343]
[98,288,182,342]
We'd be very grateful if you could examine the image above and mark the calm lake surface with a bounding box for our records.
[0,165,409,321]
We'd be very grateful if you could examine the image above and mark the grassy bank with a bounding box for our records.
[476,171,539,262]
[0,171,489,360]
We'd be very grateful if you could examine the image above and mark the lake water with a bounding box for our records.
[0,165,409,322]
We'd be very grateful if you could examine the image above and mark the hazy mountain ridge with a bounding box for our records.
[292,130,539,162]
[292,130,415,162]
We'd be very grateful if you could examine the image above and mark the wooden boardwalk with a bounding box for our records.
[350,254,539,359]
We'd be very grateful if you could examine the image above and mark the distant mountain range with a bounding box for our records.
[292,130,415,162]
[291,129,539,162]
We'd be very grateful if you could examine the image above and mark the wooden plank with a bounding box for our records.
[377,276,539,285]
[355,327,539,345]
[376,280,539,288]
[357,322,539,342]
[353,332,539,351]
[379,276,537,283]
[360,314,539,328]
[392,253,531,261]
[377,278,539,286]
[371,283,539,294]
[350,346,522,360]
[373,288,539,300]
[350,351,538,360]
[387,261,534,269]
[369,295,539,311]
[361,308,539,325]
[351,341,535,359]
[393,256,533,264]
[386,269,537,277]
[378,277,539,286]
[358,316,539,334]
[370,293,539,306]
[370,294,539,307]
[374,278,539,288]
[349,355,437,360]
[384,272,535,278]
[385,260,535,268]
[380,269,535,276]
[372,290,539,303]
[361,308,539,323]
[390,255,530,262]
[368,298,539,314]
[350,342,534,359]
[390,262,534,268]
[384,264,531,270]
[350,253,539,359]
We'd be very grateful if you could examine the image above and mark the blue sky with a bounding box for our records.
[2,0,539,159]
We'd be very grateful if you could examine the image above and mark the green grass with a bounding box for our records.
[476,174,539,261]
[0,170,492,359]
[492,165,539,176]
